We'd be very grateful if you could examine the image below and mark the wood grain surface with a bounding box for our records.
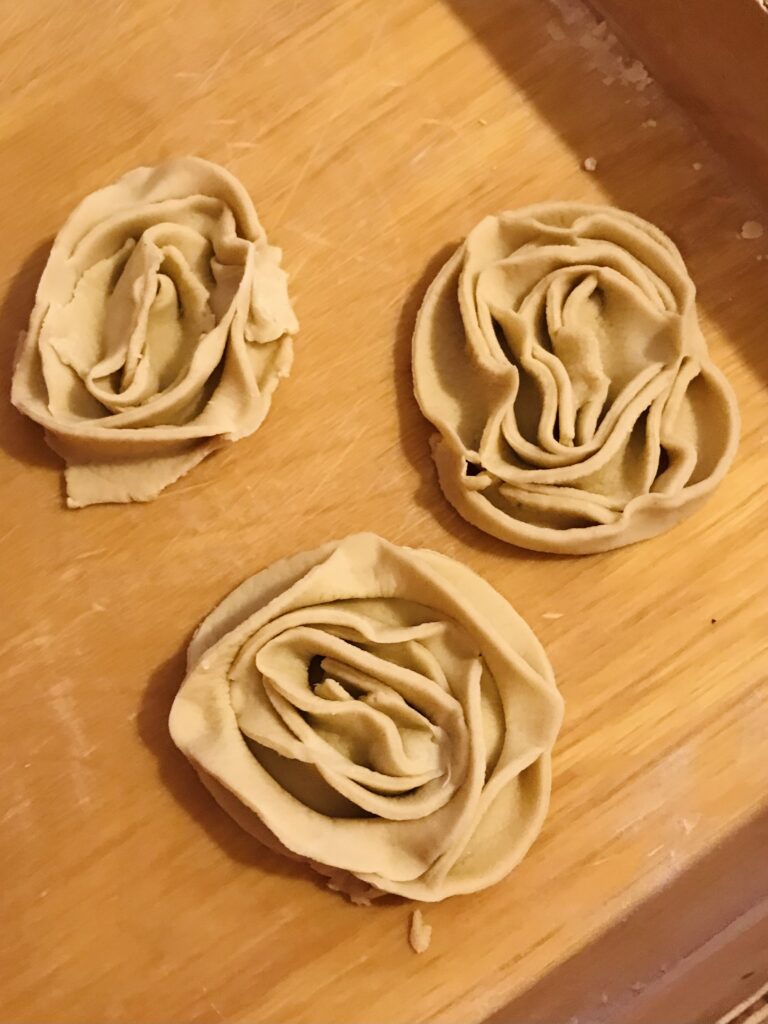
[502,805,768,1024]
[591,0,768,205]
[1,2,767,1022]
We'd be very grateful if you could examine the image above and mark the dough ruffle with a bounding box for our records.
[12,156,297,507]
[412,204,739,553]
[169,533,563,902]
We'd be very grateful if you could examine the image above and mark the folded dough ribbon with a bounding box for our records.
[413,203,739,553]
[12,156,298,507]
[170,533,563,902]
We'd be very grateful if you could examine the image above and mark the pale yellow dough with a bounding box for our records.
[12,157,298,507]
[169,533,563,902]
[412,203,740,554]
[409,909,432,953]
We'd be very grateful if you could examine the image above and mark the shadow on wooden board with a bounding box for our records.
[487,805,768,1024]
[0,239,60,469]
[443,0,768,387]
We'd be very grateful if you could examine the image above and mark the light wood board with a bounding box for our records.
[1,2,767,1022]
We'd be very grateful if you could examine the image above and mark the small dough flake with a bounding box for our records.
[740,220,764,240]
[12,157,298,507]
[409,909,432,954]
[583,156,598,171]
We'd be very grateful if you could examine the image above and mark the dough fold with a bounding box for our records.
[412,203,739,554]
[12,157,298,507]
[169,533,563,902]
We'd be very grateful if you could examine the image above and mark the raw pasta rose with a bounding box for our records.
[412,203,739,554]
[12,157,297,507]
[169,533,563,902]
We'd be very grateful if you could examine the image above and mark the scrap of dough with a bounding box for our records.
[409,909,432,954]
[169,533,563,902]
[412,203,739,554]
[12,157,298,507]
[740,220,764,240]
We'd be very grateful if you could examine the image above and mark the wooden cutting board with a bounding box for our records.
[1,2,767,1022]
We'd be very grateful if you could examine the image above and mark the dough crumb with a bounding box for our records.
[409,909,432,954]
[583,156,598,172]
[740,220,764,240]
[547,1,652,91]
[622,59,652,91]
[692,162,703,171]
[350,892,373,907]
[641,118,657,128]
[477,117,488,126]
[542,611,563,620]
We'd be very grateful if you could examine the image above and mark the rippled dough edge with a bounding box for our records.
[412,203,740,554]
[169,533,563,902]
[11,157,298,507]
